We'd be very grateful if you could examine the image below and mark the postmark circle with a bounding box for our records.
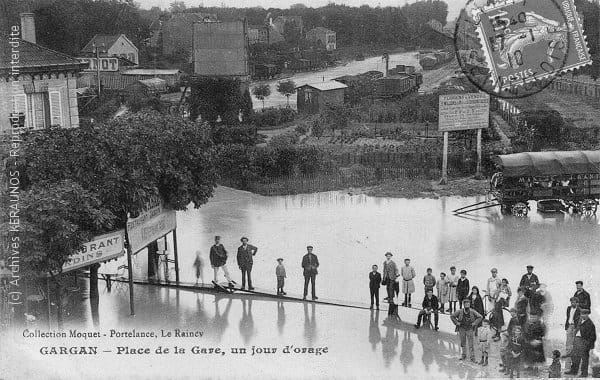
[453,0,578,99]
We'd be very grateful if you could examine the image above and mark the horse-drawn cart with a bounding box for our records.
[454,151,600,216]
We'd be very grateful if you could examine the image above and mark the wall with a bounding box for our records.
[107,36,139,65]
[318,88,344,109]
[0,72,79,134]
[193,21,249,78]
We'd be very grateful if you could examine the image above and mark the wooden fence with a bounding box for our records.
[549,78,600,99]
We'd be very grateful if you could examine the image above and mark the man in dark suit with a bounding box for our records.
[301,245,319,300]
[574,281,591,310]
[567,309,596,377]
[237,237,258,290]
[369,264,382,310]
[519,265,539,298]
[415,289,439,330]
[565,297,581,357]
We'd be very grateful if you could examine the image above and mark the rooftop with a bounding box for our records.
[122,69,181,76]
[81,34,130,53]
[296,80,347,91]
[0,34,84,73]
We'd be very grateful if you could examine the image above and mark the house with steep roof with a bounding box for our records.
[306,27,336,51]
[0,13,85,133]
[295,81,347,114]
[81,34,139,65]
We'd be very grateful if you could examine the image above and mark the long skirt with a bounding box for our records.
[402,279,415,294]
[448,286,458,301]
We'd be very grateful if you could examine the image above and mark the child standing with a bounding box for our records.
[508,326,524,379]
[447,266,459,313]
[548,350,562,378]
[423,268,436,294]
[401,258,416,307]
[437,272,449,313]
[477,319,491,365]
[499,332,510,374]
[369,265,382,310]
[456,270,470,309]
[276,258,286,295]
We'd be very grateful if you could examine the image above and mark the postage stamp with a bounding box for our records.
[472,0,592,91]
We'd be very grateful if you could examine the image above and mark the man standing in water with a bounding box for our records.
[451,299,483,362]
[237,237,258,290]
[302,245,319,300]
[519,265,540,298]
[382,252,399,302]
[210,236,235,287]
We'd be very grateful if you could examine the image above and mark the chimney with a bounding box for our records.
[20,13,36,44]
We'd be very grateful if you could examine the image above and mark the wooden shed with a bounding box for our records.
[295,81,347,114]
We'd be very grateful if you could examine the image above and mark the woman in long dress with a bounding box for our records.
[446,266,459,313]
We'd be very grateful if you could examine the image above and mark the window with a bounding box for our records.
[11,90,62,130]
[304,89,313,102]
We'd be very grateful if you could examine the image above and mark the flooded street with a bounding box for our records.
[4,187,599,379]
[169,187,599,340]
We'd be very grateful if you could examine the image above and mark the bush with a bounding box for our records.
[268,131,300,148]
[210,124,257,146]
[251,107,297,129]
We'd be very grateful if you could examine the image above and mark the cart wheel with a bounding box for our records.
[579,199,598,215]
[511,202,528,217]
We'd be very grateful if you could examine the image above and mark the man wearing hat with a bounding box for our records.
[519,265,540,298]
[567,309,596,376]
[237,237,258,290]
[450,299,483,362]
[486,268,502,310]
[382,252,399,303]
[301,245,319,300]
[210,236,235,287]
[574,281,591,311]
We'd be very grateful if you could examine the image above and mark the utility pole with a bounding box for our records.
[93,43,105,100]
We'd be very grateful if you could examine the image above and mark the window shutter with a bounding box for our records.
[11,94,30,129]
[49,91,63,126]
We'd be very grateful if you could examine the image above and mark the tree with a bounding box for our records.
[252,84,272,110]
[189,77,252,123]
[15,112,220,279]
[276,80,296,107]
[169,1,187,13]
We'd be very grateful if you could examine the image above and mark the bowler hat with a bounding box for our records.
[385,252,393,257]
[526,265,534,269]
[240,237,248,242]
[277,258,283,262]
[307,245,313,249]
[575,280,583,285]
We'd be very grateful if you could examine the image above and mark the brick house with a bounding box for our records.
[0,13,85,133]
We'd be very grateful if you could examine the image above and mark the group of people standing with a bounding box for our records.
[203,236,320,300]
[369,254,597,377]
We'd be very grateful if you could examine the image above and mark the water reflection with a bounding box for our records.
[277,301,285,336]
[239,299,256,344]
[368,309,381,351]
[212,296,233,343]
[303,302,317,345]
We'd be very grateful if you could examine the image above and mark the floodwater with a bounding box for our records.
[4,187,599,379]
[170,187,599,338]
[252,51,421,109]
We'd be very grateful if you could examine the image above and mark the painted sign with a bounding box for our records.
[62,229,125,273]
[78,57,119,72]
[126,197,177,253]
[438,93,490,131]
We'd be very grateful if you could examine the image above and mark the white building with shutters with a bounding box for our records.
[0,13,85,134]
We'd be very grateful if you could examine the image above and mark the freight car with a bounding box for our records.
[373,65,422,99]
[419,50,453,70]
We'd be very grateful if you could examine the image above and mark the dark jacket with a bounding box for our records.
[519,273,540,293]
[209,244,228,267]
[529,291,545,315]
[422,294,439,310]
[576,318,597,349]
[565,306,581,330]
[450,308,483,329]
[574,289,591,310]
[301,253,319,276]
[369,271,382,289]
[456,277,470,300]
[468,293,485,317]
[237,244,258,269]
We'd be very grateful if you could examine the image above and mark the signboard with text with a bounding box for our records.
[62,229,125,273]
[438,93,490,132]
[78,57,119,72]
[126,198,177,253]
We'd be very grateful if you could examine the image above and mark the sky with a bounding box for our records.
[136,0,464,21]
